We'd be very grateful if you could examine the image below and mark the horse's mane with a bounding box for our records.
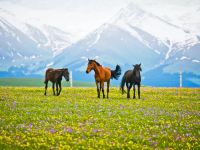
[90,60,101,66]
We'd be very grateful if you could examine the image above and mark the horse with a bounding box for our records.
[44,68,69,96]
[86,59,121,99]
[120,64,142,99]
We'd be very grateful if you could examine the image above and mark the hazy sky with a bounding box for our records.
[0,0,199,39]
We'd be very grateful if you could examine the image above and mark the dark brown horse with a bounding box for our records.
[44,68,69,96]
[120,64,142,99]
[86,59,121,99]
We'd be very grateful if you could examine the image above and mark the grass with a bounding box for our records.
[0,78,95,87]
[0,87,199,149]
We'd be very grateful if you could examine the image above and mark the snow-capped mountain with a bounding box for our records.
[0,8,74,74]
[0,3,199,86]
[25,24,74,56]
[52,3,200,86]
[0,8,74,55]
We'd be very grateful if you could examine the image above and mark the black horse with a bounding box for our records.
[120,64,142,99]
[44,68,69,96]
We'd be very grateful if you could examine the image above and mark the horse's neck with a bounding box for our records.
[93,64,101,76]
[57,70,63,80]
[133,70,140,78]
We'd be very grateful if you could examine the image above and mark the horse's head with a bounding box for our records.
[86,59,95,74]
[63,68,69,81]
[133,63,142,72]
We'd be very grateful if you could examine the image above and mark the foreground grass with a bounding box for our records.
[0,87,199,149]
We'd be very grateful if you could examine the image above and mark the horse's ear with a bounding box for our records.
[88,59,90,61]
[139,63,141,66]
[133,65,135,67]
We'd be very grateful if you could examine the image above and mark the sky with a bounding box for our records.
[0,0,199,39]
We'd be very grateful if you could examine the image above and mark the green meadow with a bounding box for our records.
[0,87,199,149]
[0,78,95,87]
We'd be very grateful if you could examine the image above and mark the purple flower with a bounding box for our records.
[29,123,33,128]
[185,133,191,137]
[92,129,98,133]
[152,141,158,146]
[67,127,73,133]
[50,129,55,133]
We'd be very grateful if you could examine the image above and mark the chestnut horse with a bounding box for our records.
[86,59,121,98]
[44,68,69,96]
[120,64,142,99]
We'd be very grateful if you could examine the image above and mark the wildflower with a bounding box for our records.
[92,129,98,133]
[29,123,33,128]
[67,127,73,133]
[50,129,55,133]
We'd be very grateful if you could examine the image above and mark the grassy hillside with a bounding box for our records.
[0,78,95,87]
[0,87,199,149]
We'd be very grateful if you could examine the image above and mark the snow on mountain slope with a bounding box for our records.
[0,8,74,55]
[54,3,199,70]
[52,3,200,86]
[25,24,74,56]
[110,3,199,60]
[53,23,167,72]
[0,16,52,72]
[0,8,75,74]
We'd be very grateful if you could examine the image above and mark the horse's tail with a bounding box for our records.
[111,65,121,80]
[120,74,126,94]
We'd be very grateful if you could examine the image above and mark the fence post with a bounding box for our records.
[70,71,73,87]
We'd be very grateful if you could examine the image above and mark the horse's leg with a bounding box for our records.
[126,82,130,98]
[58,81,62,95]
[101,81,105,98]
[107,80,110,99]
[133,84,136,99]
[44,81,48,95]
[138,83,140,99]
[56,82,59,96]
[52,82,56,95]
[129,83,133,99]
[96,81,100,98]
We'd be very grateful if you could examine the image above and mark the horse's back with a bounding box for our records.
[123,70,133,82]
[44,68,54,83]
[124,70,132,77]
[103,67,111,80]
[46,68,54,73]
[94,66,111,81]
